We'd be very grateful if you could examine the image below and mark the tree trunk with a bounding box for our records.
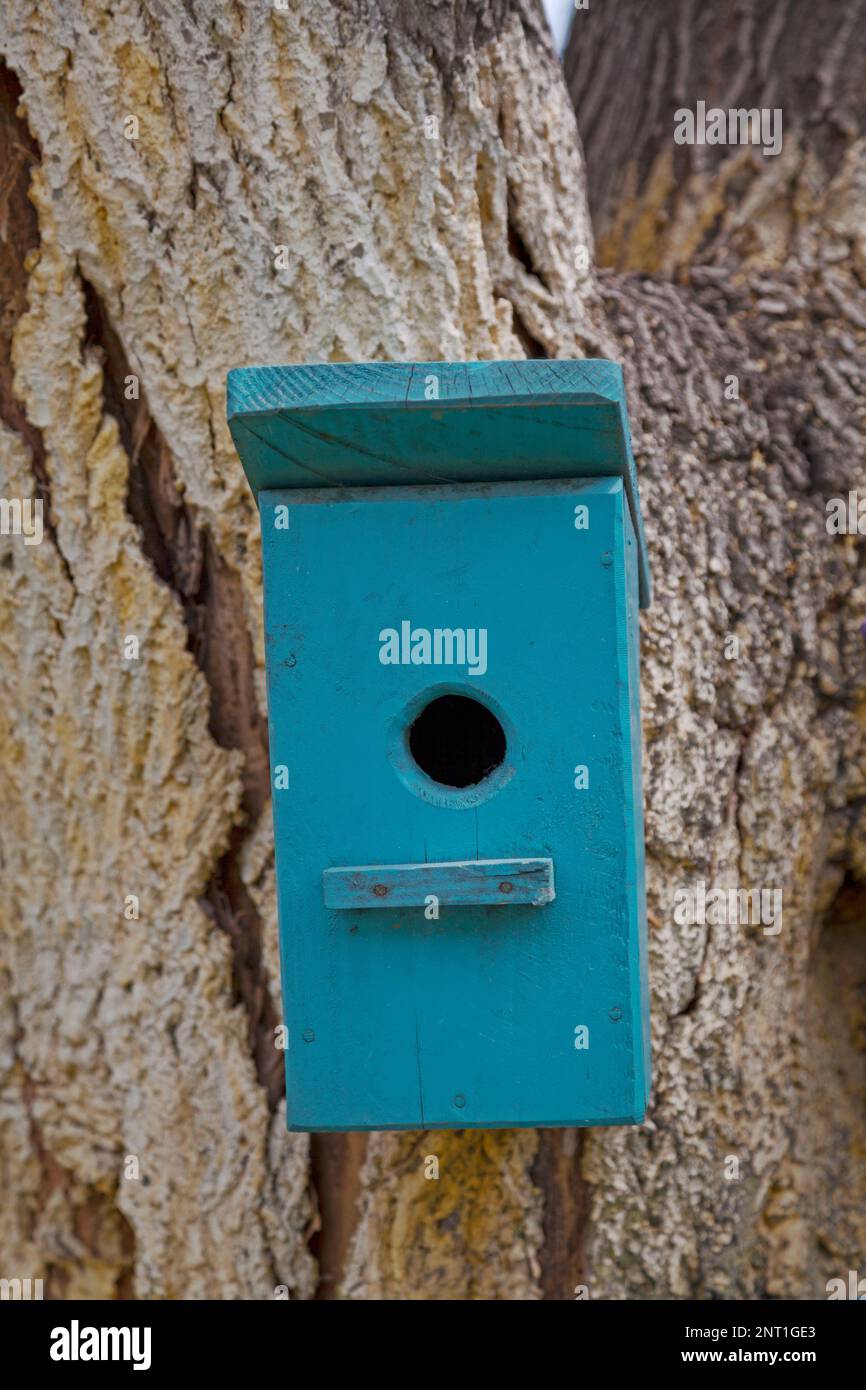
[563,0,866,1298]
[565,0,866,274]
[0,0,863,1302]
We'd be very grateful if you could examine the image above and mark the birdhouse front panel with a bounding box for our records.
[228,358,652,1133]
[258,476,649,1130]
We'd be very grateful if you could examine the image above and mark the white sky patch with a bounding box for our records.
[541,0,575,54]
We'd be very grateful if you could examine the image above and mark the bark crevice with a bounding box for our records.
[80,272,282,1107]
[20,1058,136,1300]
[532,1129,591,1299]
[308,1133,368,1300]
[0,59,72,584]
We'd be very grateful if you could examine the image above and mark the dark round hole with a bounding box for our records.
[408,694,506,788]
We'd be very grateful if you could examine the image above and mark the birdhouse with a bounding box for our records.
[228,360,652,1132]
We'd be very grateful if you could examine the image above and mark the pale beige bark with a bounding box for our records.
[0,0,863,1302]
[0,0,600,1300]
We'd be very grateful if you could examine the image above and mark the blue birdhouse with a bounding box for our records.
[228,360,652,1132]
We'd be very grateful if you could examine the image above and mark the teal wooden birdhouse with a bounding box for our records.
[228,360,652,1132]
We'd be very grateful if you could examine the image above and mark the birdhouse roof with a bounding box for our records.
[228,359,651,607]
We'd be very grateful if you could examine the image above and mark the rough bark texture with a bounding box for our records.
[565,0,866,275]
[0,0,863,1301]
[565,0,866,1298]
[0,0,600,1301]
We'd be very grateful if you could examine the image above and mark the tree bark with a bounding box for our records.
[563,0,866,1298]
[0,0,602,1301]
[0,0,863,1302]
[565,0,866,274]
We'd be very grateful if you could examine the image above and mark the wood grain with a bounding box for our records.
[323,857,556,909]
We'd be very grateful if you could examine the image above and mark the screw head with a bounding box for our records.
[302,1028,315,1043]
[453,1093,466,1109]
